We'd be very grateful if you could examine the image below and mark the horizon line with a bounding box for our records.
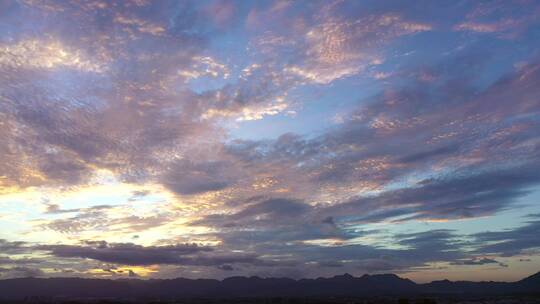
[1,270,538,284]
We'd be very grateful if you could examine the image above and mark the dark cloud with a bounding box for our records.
[42,205,169,234]
[0,266,44,278]
[191,198,358,248]
[0,0,222,190]
[450,258,503,266]
[217,264,234,271]
[473,215,540,256]
[318,261,343,268]
[199,225,470,275]
[194,198,311,227]
[393,230,465,262]
[232,198,310,220]
[321,216,336,226]
[398,145,460,164]
[43,201,112,215]
[319,164,540,223]
[38,241,213,266]
[36,240,295,269]
[0,256,42,265]
[162,160,235,195]
[219,59,540,234]
[128,190,150,201]
[0,239,29,254]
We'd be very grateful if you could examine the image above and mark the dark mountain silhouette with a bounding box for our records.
[0,271,538,300]
[519,271,540,285]
[420,271,540,295]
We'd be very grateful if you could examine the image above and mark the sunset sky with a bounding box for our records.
[1,0,540,283]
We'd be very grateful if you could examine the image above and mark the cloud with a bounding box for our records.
[450,258,502,266]
[226,57,540,223]
[0,240,30,254]
[249,3,432,85]
[42,199,113,214]
[318,261,343,268]
[42,206,171,234]
[38,241,213,266]
[0,1,220,190]
[231,198,309,220]
[179,56,229,82]
[217,264,234,271]
[113,14,166,36]
[0,266,44,278]
[473,214,540,256]
[0,256,42,265]
[162,160,236,195]
[0,39,107,72]
[393,230,464,262]
[320,163,540,222]
[286,13,431,84]
[203,0,236,27]
[192,198,322,236]
[37,240,293,269]
[397,145,460,164]
[188,56,540,276]
[453,1,540,38]
[128,190,150,202]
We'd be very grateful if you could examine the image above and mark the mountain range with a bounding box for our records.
[0,271,538,300]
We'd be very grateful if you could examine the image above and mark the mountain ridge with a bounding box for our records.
[0,271,538,299]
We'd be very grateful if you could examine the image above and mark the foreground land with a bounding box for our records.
[1,295,540,304]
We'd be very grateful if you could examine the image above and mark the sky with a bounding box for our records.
[0,0,540,283]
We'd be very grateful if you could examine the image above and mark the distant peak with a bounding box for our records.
[334,273,355,279]
[364,273,403,281]
[372,273,399,278]
[519,270,540,283]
